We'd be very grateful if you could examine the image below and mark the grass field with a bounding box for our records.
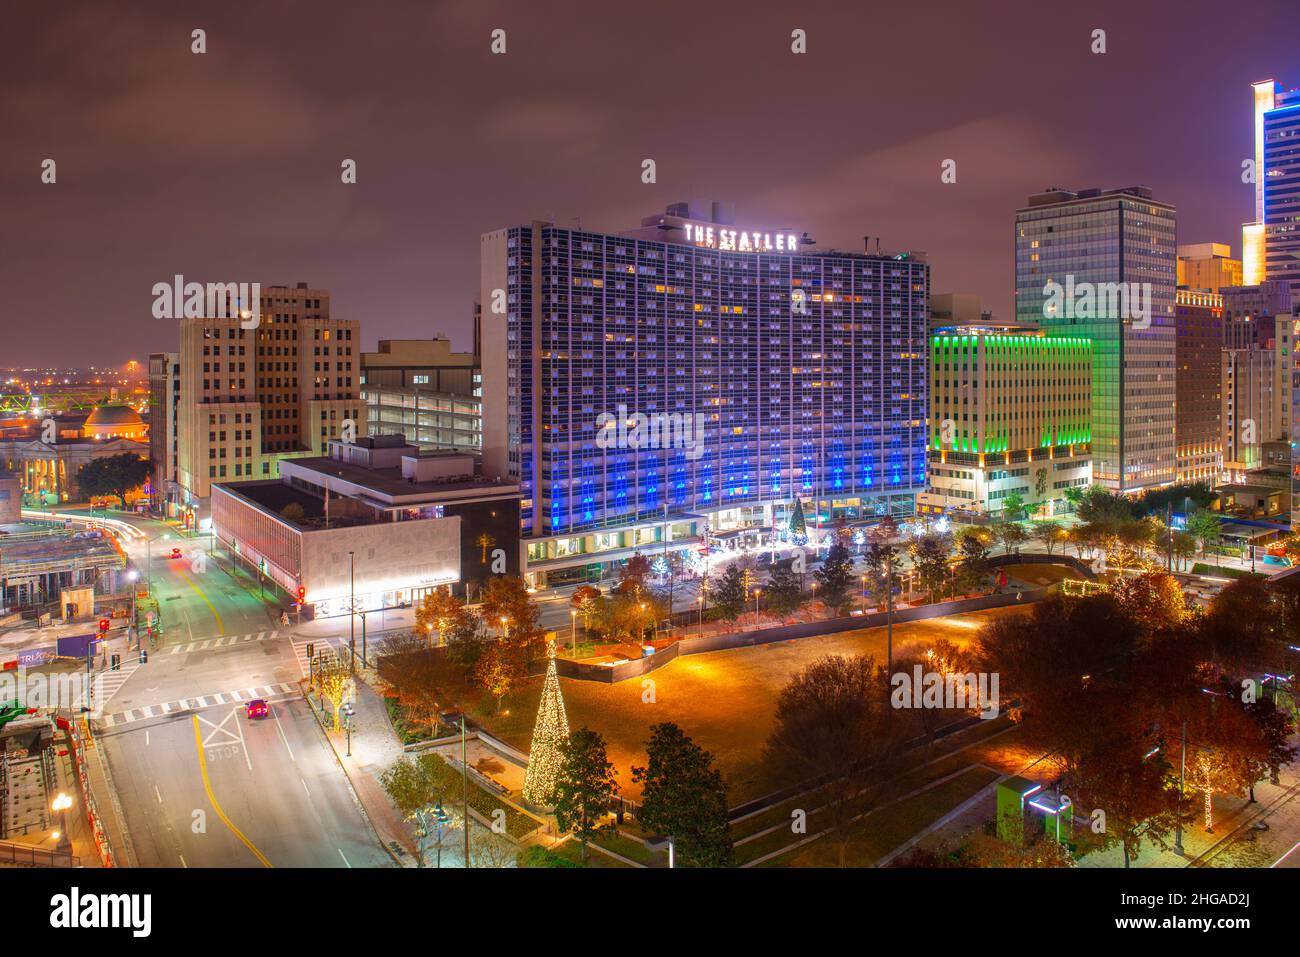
[757,764,1001,867]
[477,605,1030,804]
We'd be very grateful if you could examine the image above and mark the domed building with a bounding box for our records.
[0,403,149,504]
[82,404,146,441]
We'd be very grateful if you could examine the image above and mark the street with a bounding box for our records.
[64,511,393,868]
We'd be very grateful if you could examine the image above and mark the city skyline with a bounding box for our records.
[4,0,1299,366]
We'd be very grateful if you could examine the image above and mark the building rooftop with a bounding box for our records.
[284,456,514,501]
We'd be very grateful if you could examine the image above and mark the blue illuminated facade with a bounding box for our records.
[481,206,928,579]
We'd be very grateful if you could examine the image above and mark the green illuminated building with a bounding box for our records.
[919,324,1092,519]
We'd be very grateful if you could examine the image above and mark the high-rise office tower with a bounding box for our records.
[1015,186,1177,494]
[1243,79,1300,294]
[148,351,180,515]
[1173,289,1224,484]
[175,282,365,526]
[481,202,929,586]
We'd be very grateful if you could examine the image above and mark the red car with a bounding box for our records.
[169,547,183,560]
[245,699,270,720]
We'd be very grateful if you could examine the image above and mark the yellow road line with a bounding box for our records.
[192,716,272,868]
[176,567,224,634]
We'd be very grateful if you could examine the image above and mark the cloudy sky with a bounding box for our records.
[3,0,1297,366]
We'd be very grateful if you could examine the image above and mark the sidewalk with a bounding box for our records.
[305,678,419,867]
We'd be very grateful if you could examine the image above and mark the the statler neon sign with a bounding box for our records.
[683,222,799,253]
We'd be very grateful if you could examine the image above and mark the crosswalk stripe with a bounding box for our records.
[96,683,301,728]
[168,631,283,655]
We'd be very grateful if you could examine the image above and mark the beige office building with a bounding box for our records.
[175,283,366,526]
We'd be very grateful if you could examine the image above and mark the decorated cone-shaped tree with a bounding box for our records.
[522,643,570,807]
[788,498,808,546]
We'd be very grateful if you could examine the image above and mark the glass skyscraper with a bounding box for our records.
[481,203,928,583]
[1015,187,1177,494]
[1243,79,1300,296]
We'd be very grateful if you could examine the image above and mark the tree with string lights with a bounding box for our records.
[522,647,570,807]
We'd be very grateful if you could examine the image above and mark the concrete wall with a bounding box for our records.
[299,515,461,614]
[542,588,1048,684]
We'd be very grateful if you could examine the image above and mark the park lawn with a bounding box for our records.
[476,605,1030,805]
[729,712,1014,843]
[757,764,1001,868]
[422,755,542,840]
[999,562,1083,588]
[593,829,664,866]
[551,837,635,868]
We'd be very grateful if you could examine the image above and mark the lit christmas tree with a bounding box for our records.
[788,498,808,546]
[522,644,569,807]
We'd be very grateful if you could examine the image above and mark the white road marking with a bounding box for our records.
[301,778,311,798]
[232,708,253,772]
[1272,841,1300,868]
[338,848,351,868]
[179,855,187,868]
[145,730,150,746]
[155,785,163,804]
[273,705,296,762]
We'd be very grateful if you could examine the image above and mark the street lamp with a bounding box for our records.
[348,551,356,674]
[342,701,355,757]
[431,800,451,869]
[144,533,169,590]
[127,571,139,649]
[569,609,578,656]
[52,792,72,856]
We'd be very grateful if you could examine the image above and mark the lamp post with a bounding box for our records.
[144,533,169,590]
[569,609,577,656]
[127,570,138,649]
[342,701,354,757]
[348,550,356,674]
[1173,718,1187,855]
[753,588,761,624]
[52,792,72,857]
[431,800,451,869]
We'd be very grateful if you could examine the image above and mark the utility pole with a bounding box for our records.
[1174,718,1187,855]
[348,550,356,674]
[461,715,471,868]
[886,553,894,675]
[1166,501,1173,574]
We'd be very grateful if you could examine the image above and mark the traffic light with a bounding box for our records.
[98,617,110,633]
[306,642,314,659]
[139,649,148,664]
[297,585,306,603]
[110,654,120,671]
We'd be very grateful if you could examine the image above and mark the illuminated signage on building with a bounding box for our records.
[682,222,799,253]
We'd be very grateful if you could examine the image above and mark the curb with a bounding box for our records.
[299,685,413,868]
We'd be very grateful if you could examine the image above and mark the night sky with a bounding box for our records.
[3,0,1298,367]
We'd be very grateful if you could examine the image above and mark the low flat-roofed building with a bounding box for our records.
[211,434,520,615]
